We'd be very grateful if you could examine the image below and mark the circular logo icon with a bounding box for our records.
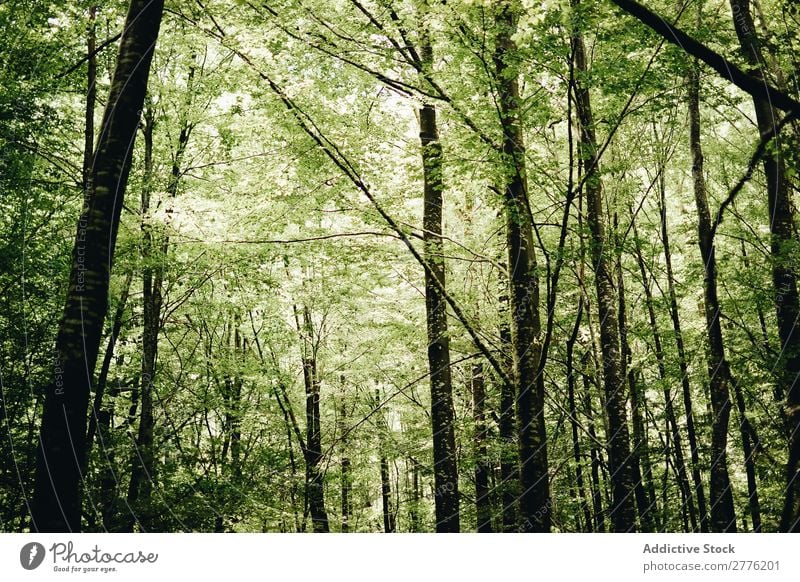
[20,542,45,570]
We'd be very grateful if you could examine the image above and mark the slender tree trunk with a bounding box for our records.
[31,0,165,532]
[581,353,605,533]
[472,364,493,532]
[616,245,656,532]
[86,271,132,460]
[497,262,519,531]
[126,66,193,529]
[726,0,800,532]
[570,0,637,531]
[418,34,460,532]
[82,6,96,195]
[566,299,593,531]
[380,455,394,533]
[303,351,329,532]
[631,218,696,531]
[731,381,762,531]
[409,458,421,532]
[375,387,395,533]
[657,168,709,531]
[339,379,350,533]
[687,54,738,532]
[493,1,550,531]
[126,106,158,529]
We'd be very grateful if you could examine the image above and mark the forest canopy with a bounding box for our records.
[1,0,800,533]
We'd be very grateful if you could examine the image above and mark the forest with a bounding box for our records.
[1,0,799,534]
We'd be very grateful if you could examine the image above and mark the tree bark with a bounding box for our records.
[82,6,96,195]
[30,0,164,532]
[339,378,351,533]
[657,157,709,531]
[566,299,593,531]
[472,364,493,532]
[126,105,158,529]
[631,214,696,531]
[493,1,550,531]
[127,65,193,529]
[570,0,637,531]
[497,262,519,531]
[303,353,329,532]
[687,55,738,532]
[375,387,395,533]
[581,352,606,532]
[418,31,460,532]
[726,0,800,533]
[616,241,657,532]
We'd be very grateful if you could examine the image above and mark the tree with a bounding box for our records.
[30,0,165,532]
[570,0,637,532]
[419,27,460,533]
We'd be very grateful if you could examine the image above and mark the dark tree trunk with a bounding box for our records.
[657,146,709,531]
[566,299,593,531]
[570,0,637,531]
[731,381,762,531]
[409,459,421,532]
[472,364,493,532]
[86,270,132,459]
[581,354,606,533]
[126,106,158,529]
[497,263,519,531]
[687,55,737,532]
[616,244,656,532]
[82,6,96,194]
[375,387,395,534]
[380,454,394,533]
[726,0,800,533]
[631,217,696,532]
[30,0,165,532]
[127,68,193,529]
[493,1,550,531]
[419,33,460,532]
[339,379,350,533]
[303,353,329,532]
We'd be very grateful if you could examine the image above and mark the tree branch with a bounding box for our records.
[608,0,800,113]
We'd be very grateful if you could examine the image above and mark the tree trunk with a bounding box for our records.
[85,270,132,460]
[732,381,762,531]
[570,0,637,531]
[82,6,96,195]
[126,65,193,529]
[472,364,493,532]
[31,0,165,532]
[687,54,738,532]
[339,379,350,533]
[616,243,656,532]
[581,353,606,532]
[303,352,329,532]
[497,262,519,531]
[375,387,395,533]
[726,0,800,533]
[566,299,593,531]
[418,33,460,532]
[657,156,709,531]
[631,216,696,531]
[380,454,394,533]
[126,105,158,530]
[409,459,421,532]
[493,1,550,531]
